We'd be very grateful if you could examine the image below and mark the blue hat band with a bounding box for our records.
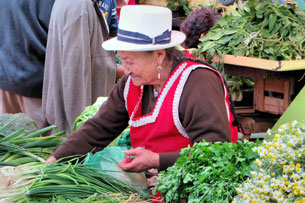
[117,29,171,45]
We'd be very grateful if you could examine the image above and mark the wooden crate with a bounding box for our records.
[213,54,305,115]
[238,114,278,138]
[254,77,295,115]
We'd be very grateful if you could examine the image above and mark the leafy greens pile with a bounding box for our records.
[0,114,65,166]
[154,140,261,203]
[72,97,107,131]
[0,113,37,136]
[198,0,305,61]
[0,160,150,202]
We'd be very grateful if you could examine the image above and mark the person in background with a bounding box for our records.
[97,0,119,37]
[47,5,238,201]
[0,0,55,129]
[42,0,117,135]
[180,8,221,49]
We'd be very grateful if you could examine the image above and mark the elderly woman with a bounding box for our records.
[47,5,237,175]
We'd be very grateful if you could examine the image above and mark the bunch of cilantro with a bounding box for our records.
[154,140,261,203]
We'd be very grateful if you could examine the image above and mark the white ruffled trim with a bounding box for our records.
[173,65,230,138]
[129,63,187,127]
[123,77,131,111]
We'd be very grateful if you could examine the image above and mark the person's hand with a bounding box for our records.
[119,148,159,172]
[46,156,57,163]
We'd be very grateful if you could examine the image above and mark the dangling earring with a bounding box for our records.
[157,65,162,79]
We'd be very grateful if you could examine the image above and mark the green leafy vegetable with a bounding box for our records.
[154,140,261,203]
[198,0,305,61]
[0,160,150,202]
[0,113,37,136]
[0,114,66,165]
[72,97,108,131]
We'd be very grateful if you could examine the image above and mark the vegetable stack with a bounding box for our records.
[154,140,261,203]
[0,113,65,166]
[0,160,150,202]
[198,0,305,61]
[233,120,305,202]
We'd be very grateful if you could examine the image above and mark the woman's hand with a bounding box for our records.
[46,156,57,163]
[119,148,159,173]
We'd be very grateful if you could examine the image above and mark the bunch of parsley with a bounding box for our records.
[154,140,261,203]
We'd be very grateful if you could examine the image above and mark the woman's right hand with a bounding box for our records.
[46,156,57,163]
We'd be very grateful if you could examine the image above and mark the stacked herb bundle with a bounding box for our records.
[154,140,261,202]
[233,120,305,202]
[0,159,150,202]
[0,113,65,166]
[198,0,305,61]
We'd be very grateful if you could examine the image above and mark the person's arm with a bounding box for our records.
[158,68,231,170]
[51,76,130,160]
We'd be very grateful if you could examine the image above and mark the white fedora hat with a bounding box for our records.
[102,5,186,51]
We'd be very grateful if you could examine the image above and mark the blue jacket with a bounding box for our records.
[0,0,55,98]
[98,0,118,36]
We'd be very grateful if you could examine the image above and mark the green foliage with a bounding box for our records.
[72,97,107,132]
[17,192,147,203]
[115,51,122,65]
[154,140,261,202]
[197,0,305,61]
[0,114,66,166]
[0,161,150,202]
[167,0,193,16]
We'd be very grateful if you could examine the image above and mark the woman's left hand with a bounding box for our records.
[119,148,159,172]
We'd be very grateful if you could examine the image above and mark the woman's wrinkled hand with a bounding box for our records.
[46,156,57,163]
[119,148,159,173]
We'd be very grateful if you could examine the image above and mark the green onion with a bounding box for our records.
[0,161,150,202]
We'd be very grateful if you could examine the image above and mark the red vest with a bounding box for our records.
[124,60,238,153]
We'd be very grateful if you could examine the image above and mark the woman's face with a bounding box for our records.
[118,51,160,86]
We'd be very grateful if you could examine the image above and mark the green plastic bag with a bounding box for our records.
[83,146,148,191]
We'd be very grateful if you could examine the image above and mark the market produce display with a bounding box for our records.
[0,113,148,202]
[198,0,305,61]
[0,114,65,166]
[167,0,192,16]
[233,120,305,202]
[0,113,37,136]
[154,139,261,203]
[1,2,304,202]
[72,97,108,131]
[0,159,149,202]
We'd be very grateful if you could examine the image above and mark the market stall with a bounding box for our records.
[214,55,305,139]
[1,0,305,202]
